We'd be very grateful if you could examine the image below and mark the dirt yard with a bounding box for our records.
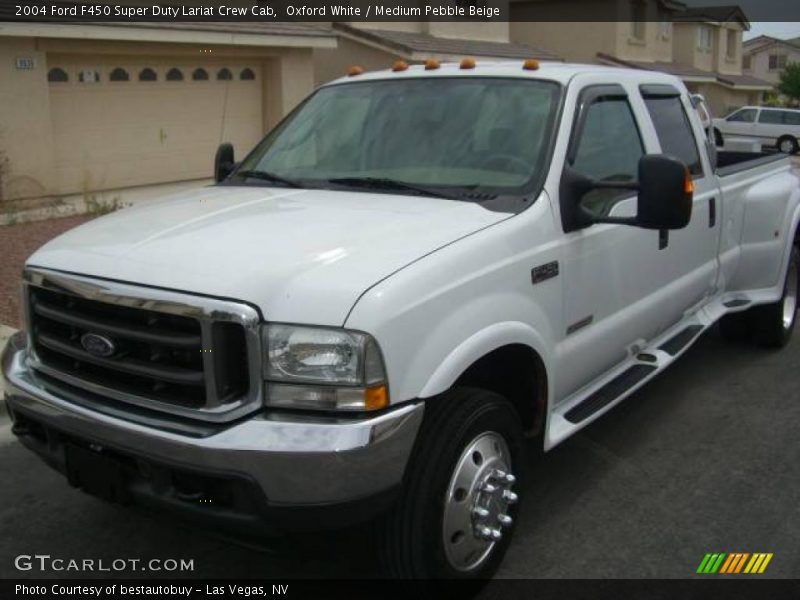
[0,215,93,328]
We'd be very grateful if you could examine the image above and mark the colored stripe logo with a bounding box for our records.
[696,553,773,574]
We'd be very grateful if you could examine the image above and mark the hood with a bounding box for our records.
[28,186,509,325]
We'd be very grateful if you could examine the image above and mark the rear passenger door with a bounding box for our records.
[640,84,721,310]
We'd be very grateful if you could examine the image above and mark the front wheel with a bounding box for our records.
[379,388,525,580]
[778,136,799,155]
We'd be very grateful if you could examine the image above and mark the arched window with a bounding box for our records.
[139,67,157,82]
[166,68,184,81]
[217,68,233,81]
[109,68,129,82]
[79,70,100,83]
[192,68,209,81]
[48,67,69,83]
[240,68,255,81]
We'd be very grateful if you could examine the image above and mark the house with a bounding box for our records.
[510,0,771,117]
[0,19,335,203]
[313,21,559,87]
[743,35,800,88]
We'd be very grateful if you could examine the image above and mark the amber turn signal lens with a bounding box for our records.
[347,65,364,77]
[392,60,409,72]
[523,59,540,70]
[460,57,476,69]
[364,385,389,411]
[684,169,695,195]
[424,58,441,70]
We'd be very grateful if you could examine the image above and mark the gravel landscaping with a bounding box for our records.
[0,215,93,328]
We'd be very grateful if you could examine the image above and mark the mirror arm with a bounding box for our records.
[576,203,638,227]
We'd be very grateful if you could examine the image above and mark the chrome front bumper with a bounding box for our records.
[2,334,423,509]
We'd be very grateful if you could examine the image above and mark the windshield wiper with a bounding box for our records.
[234,169,303,188]
[327,177,455,200]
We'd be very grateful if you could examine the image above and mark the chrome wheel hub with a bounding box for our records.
[780,139,795,154]
[783,255,798,331]
[443,432,517,572]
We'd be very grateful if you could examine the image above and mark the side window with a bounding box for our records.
[785,111,800,126]
[571,95,644,217]
[727,109,757,123]
[643,94,703,176]
[759,110,784,124]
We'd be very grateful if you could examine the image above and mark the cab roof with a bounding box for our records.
[326,60,684,88]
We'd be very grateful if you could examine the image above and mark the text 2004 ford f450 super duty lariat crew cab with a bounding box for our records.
[3,61,799,579]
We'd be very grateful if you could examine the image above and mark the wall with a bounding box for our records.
[313,36,396,87]
[512,0,673,64]
[689,81,757,117]
[745,44,800,85]
[0,35,318,201]
[715,23,744,76]
[510,21,618,63]
[0,37,56,201]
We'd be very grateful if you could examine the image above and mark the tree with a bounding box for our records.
[778,62,800,105]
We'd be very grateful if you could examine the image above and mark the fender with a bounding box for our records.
[418,321,553,405]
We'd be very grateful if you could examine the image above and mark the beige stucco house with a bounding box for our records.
[510,0,770,116]
[313,21,559,87]
[743,35,800,88]
[0,21,335,203]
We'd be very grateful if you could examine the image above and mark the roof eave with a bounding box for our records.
[0,22,338,48]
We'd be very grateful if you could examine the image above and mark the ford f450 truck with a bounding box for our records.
[3,62,799,579]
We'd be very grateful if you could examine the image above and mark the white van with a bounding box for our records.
[712,106,800,154]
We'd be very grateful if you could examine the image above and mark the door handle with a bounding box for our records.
[709,197,716,228]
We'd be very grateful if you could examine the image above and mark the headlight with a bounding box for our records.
[263,324,388,411]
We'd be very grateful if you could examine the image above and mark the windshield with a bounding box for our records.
[231,77,562,205]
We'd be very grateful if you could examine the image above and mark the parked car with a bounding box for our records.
[3,62,800,580]
[712,105,800,154]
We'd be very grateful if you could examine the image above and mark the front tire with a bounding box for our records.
[778,135,799,155]
[380,387,525,580]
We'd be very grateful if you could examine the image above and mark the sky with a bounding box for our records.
[744,23,800,41]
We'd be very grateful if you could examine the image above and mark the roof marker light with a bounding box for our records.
[460,57,476,69]
[347,65,364,77]
[424,58,441,70]
[392,60,409,72]
[523,59,540,71]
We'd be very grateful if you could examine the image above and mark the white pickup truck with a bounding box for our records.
[3,61,799,580]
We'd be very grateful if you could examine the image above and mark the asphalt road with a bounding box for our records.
[0,324,798,582]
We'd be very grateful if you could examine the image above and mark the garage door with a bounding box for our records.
[47,56,263,194]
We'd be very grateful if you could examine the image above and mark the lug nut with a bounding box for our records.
[504,473,516,485]
[498,514,513,527]
[483,483,498,494]
[478,526,493,540]
[494,469,507,479]
[503,490,519,504]
[489,528,503,541]
[473,507,490,519]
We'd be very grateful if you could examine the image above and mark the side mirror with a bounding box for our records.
[214,143,235,183]
[561,154,693,231]
[635,155,693,230]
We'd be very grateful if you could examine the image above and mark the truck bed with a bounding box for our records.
[716,150,789,177]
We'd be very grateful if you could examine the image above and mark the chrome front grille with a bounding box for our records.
[24,268,262,422]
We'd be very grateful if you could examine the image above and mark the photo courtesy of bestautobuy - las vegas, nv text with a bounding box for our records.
[1,0,800,598]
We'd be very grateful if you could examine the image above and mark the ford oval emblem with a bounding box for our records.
[80,332,116,358]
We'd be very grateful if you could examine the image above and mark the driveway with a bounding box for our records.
[0,327,797,581]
